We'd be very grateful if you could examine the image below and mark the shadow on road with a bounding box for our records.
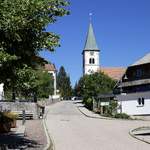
[73,101,83,104]
[0,132,41,150]
[134,133,150,136]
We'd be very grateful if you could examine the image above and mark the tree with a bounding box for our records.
[36,70,54,99]
[57,66,72,99]
[73,78,84,97]
[0,0,69,98]
[5,66,54,100]
[75,72,116,102]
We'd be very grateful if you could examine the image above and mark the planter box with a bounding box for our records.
[0,122,11,133]
[10,120,16,128]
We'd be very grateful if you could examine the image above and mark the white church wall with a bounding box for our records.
[83,51,99,75]
[84,51,99,65]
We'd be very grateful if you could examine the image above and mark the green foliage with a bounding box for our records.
[57,66,72,98]
[36,70,54,98]
[73,78,84,97]
[2,112,18,121]
[75,72,116,110]
[0,0,69,97]
[4,65,54,100]
[0,112,13,123]
[0,0,69,53]
[114,113,130,119]
[102,103,130,119]
[0,50,17,64]
[16,65,38,93]
[106,101,118,116]
[84,98,93,110]
[75,72,116,100]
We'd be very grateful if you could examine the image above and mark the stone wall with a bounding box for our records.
[37,98,60,106]
[0,102,38,119]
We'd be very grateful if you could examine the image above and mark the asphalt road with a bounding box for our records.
[45,101,150,150]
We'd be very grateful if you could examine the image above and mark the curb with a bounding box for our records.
[43,109,55,150]
[77,105,113,120]
[77,105,141,121]
[129,127,150,145]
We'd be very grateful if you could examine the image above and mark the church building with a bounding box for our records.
[82,22,100,75]
[82,21,125,81]
[82,20,150,116]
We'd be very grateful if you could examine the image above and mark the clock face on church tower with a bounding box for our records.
[88,69,94,74]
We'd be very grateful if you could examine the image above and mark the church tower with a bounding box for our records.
[82,21,100,75]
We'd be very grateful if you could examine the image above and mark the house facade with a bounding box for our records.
[116,53,150,115]
[44,63,58,98]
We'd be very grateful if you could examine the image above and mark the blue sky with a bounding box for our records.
[40,0,150,86]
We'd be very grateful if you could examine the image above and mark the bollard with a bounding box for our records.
[22,110,26,125]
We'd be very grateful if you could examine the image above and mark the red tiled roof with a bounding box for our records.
[44,64,56,71]
[100,67,126,80]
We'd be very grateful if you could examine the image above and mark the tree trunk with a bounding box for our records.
[12,87,15,101]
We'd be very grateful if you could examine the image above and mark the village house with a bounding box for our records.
[44,63,60,100]
[116,53,150,115]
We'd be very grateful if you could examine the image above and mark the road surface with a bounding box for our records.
[45,101,150,150]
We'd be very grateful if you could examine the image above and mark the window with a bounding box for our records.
[137,97,145,106]
[89,58,92,64]
[88,69,94,74]
[138,98,141,105]
[89,58,95,64]
[92,58,95,64]
[136,69,142,78]
[142,97,145,105]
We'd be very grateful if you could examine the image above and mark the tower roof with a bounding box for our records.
[84,22,99,51]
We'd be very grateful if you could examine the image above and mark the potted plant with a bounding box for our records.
[3,112,18,128]
[0,112,12,133]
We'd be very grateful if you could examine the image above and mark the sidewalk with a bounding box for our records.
[130,127,150,144]
[75,101,111,120]
[0,120,47,150]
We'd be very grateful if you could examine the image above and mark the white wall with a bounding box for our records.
[0,83,4,101]
[121,99,150,115]
[48,70,57,95]
[83,51,99,75]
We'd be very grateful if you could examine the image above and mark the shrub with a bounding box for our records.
[0,112,13,133]
[3,112,18,120]
[114,113,130,119]
[84,98,93,110]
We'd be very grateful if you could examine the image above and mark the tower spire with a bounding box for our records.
[82,17,100,75]
[84,19,99,51]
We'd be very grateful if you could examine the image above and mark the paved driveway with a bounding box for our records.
[45,101,150,150]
